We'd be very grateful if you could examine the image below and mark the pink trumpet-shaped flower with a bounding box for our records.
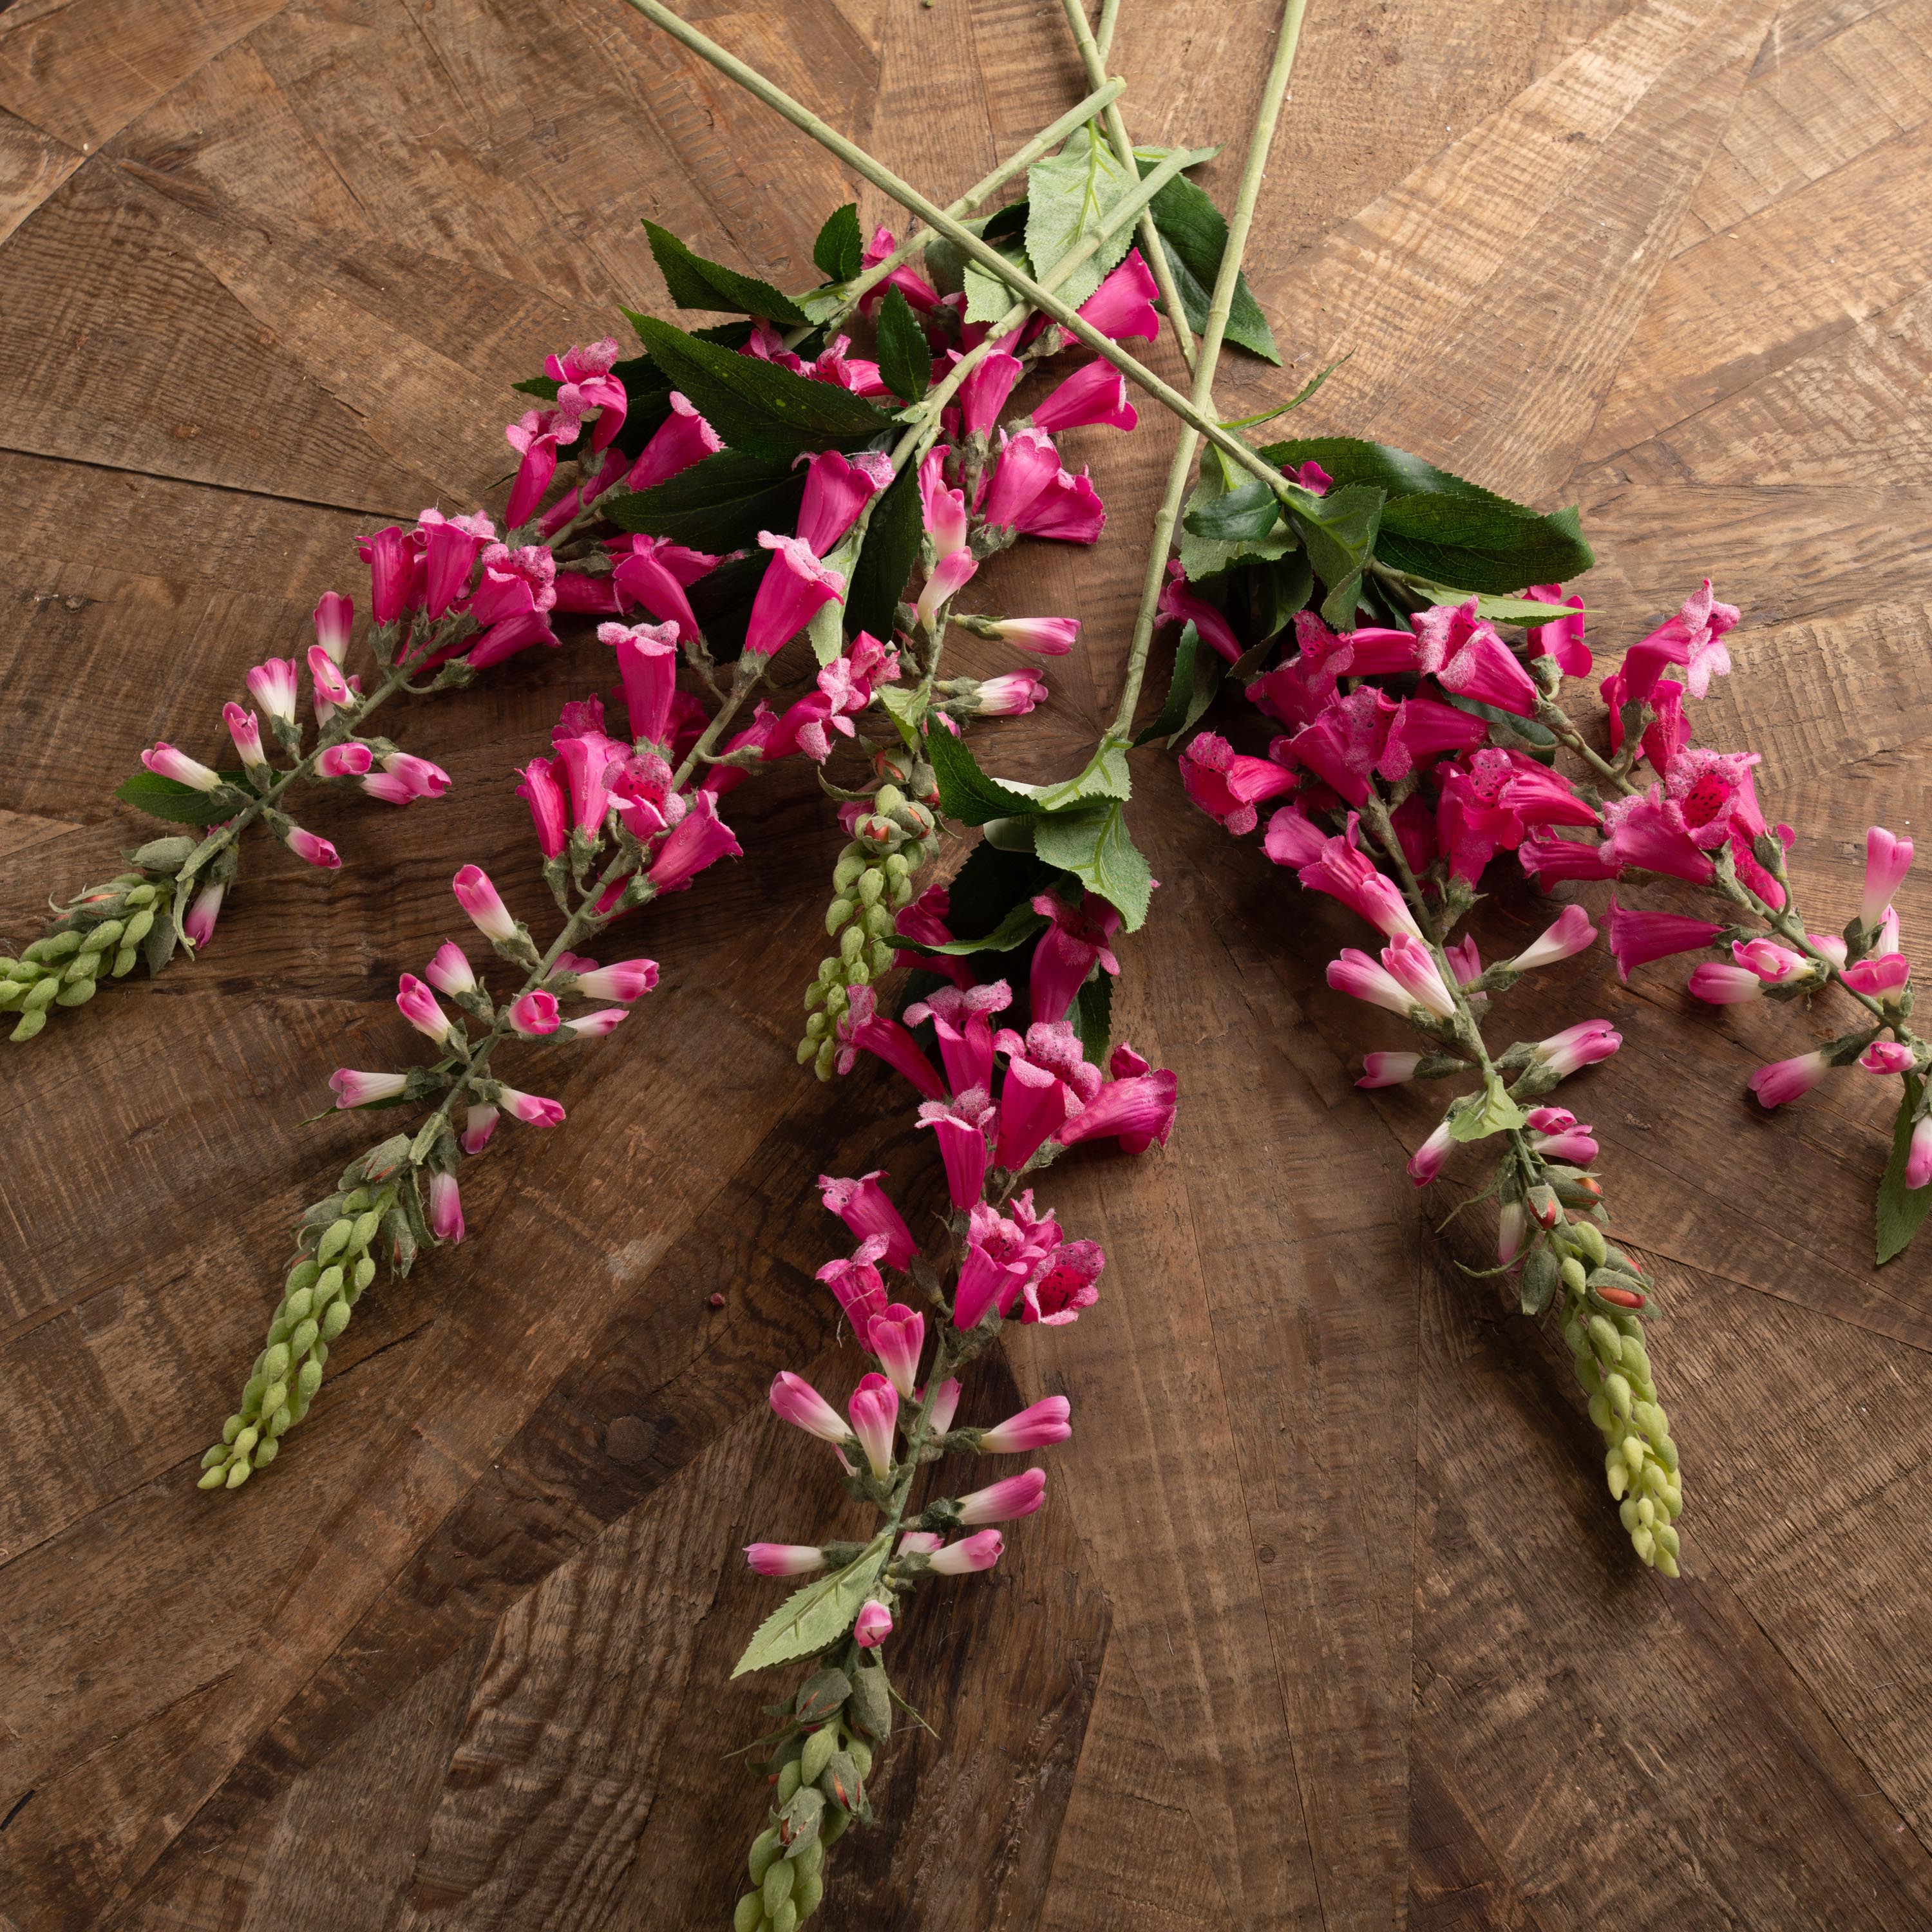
[646,791,742,893]
[853,1599,894,1647]
[1383,934,1457,1018]
[818,1171,918,1273]
[427,1171,464,1244]
[601,620,681,747]
[223,704,265,768]
[419,514,486,620]
[308,645,352,710]
[925,1378,962,1435]
[1861,1040,1916,1075]
[609,535,717,646]
[770,1370,851,1444]
[329,1067,407,1108]
[1523,584,1590,676]
[141,743,220,791]
[247,656,299,723]
[1358,1051,1424,1089]
[572,957,659,1001]
[1844,952,1911,997]
[956,1466,1046,1525]
[497,1084,565,1128]
[516,756,570,860]
[1446,936,1482,987]
[545,337,628,451]
[1180,732,1298,837]
[424,942,475,997]
[848,1372,900,1477]
[312,592,354,665]
[969,670,1048,716]
[1908,1116,1932,1189]
[1527,1107,1598,1164]
[956,350,1023,436]
[1414,601,1538,715]
[316,742,372,778]
[922,449,969,556]
[1408,1118,1455,1188]
[283,824,341,869]
[1605,896,1726,980]
[1862,828,1913,927]
[860,224,943,312]
[1599,790,1717,887]
[744,1542,828,1578]
[1029,891,1122,1023]
[554,733,616,837]
[395,973,452,1042]
[903,981,1010,1094]
[1032,357,1137,433]
[452,864,516,943]
[371,752,451,802]
[927,1530,1004,1575]
[1506,903,1598,972]
[952,1236,1028,1332]
[797,448,893,556]
[978,1396,1072,1454]
[359,527,413,627]
[627,392,724,491]
[996,1056,1072,1171]
[1297,830,1423,940]
[980,426,1063,530]
[916,545,979,629]
[1160,562,1244,667]
[504,410,562,527]
[1748,1049,1830,1108]
[509,989,560,1037]
[1055,1070,1176,1155]
[981,615,1079,655]
[838,983,946,1097]
[820,1236,891,1339]
[1533,1019,1622,1077]
[460,1104,498,1154]
[745,533,844,656]
[869,1303,925,1399]
[182,880,225,949]
[1013,464,1106,543]
[1687,961,1766,1004]
[919,1088,994,1208]
[1078,249,1160,341]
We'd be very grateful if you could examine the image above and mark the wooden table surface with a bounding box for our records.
[4,0,1932,1926]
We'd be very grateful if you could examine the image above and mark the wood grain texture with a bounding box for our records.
[4,0,1932,1927]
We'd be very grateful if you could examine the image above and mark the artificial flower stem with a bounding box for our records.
[1056,0,1199,377]
[786,77,1129,347]
[1094,0,1122,64]
[1107,0,1311,739]
[612,0,1295,501]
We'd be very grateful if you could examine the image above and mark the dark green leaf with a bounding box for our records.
[1287,482,1384,629]
[814,204,864,282]
[995,742,1132,814]
[1137,160,1280,364]
[604,449,806,553]
[845,460,922,644]
[897,900,1048,956]
[512,374,560,401]
[1133,621,1230,749]
[643,220,809,325]
[684,552,767,661]
[1441,690,1559,764]
[1182,477,1283,543]
[1034,802,1153,931]
[875,284,929,404]
[1877,1074,1932,1264]
[115,771,242,828]
[1072,969,1113,1061]
[925,724,1047,827]
[942,840,1059,942]
[631,316,894,462]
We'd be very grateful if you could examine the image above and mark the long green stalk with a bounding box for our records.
[1110,0,1309,737]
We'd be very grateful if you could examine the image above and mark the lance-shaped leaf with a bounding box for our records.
[643,220,810,325]
[732,1540,890,1678]
[1026,126,1139,313]
[1287,482,1385,630]
[1134,621,1227,748]
[845,460,923,646]
[875,284,930,404]
[814,204,864,283]
[1136,156,1280,364]
[896,899,1050,956]
[115,770,249,828]
[605,448,806,553]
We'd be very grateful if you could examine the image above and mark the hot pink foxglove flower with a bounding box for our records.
[424,942,475,998]
[978,1396,1072,1453]
[283,824,340,869]
[497,1084,565,1128]
[330,1067,407,1108]
[980,427,1062,530]
[545,338,628,451]
[1358,1051,1424,1089]
[1263,805,1327,870]
[1021,1238,1104,1323]
[1383,933,1457,1018]
[916,545,979,630]
[1634,579,1740,700]
[1445,936,1482,987]
[646,791,742,892]
[1748,1049,1829,1108]
[1533,1019,1622,1077]
[375,752,451,801]
[247,656,299,724]
[1605,896,1725,980]
[600,620,680,747]
[770,1370,851,1444]
[1845,952,1911,997]
[183,880,225,949]
[928,1530,1004,1575]
[1908,1116,1932,1189]
[142,744,220,791]
[903,980,1010,1093]
[1862,828,1913,927]
[1414,601,1537,714]
[312,592,354,665]
[1077,249,1160,340]
[607,535,717,646]
[1861,1040,1915,1075]
[1284,688,1397,807]
[316,742,372,778]
[818,1171,917,1273]
[819,1235,891,1340]
[869,1304,925,1399]
[744,533,844,656]
[1375,694,1490,781]
[1056,1065,1176,1156]
[860,225,943,312]
[627,392,724,491]
[452,864,516,943]
[1032,357,1137,433]
[1028,891,1122,1021]
[395,973,451,1043]
[956,350,1022,437]
[1599,789,1717,887]
[417,510,489,620]
[1687,960,1766,1004]
[919,1088,994,1208]
[1012,463,1106,544]
[1506,903,1598,972]
[1159,561,1243,667]
[969,670,1048,717]
[996,1056,1072,1171]
[1518,833,1622,885]
[952,1236,1028,1334]
[1180,732,1298,835]
[566,1007,629,1041]
[744,1542,828,1577]
[1734,937,1813,986]
[1435,747,1600,880]
[797,449,894,556]
[848,1372,900,1477]
[504,410,563,527]
[956,1467,1045,1526]
[359,526,415,627]
[1522,584,1590,675]
[838,984,947,1097]
[515,757,569,861]
[853,1599,894,1647]
[427,1170,464,1243]
[307,645,352,710]
[223,704,265,770]
[1296,828,1423,939]
[1408,1119,1455,1187]
[509,989,560,1037]
[922,449,970,557]
[554,733,619,837]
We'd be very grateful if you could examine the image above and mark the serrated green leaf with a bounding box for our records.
[1034,802,1152,931]
[1072,969,1113,1061]
[1287,482,1384,629]
[878,681,929,750]
[897,899,1049,957]
[732,1539,889,1678]
[815,204,864,282]
[1877,1074,1932,1264]
[996,741,1132,813]
[1182,477,1283,544]
[1136,158,1280,363]
[643,220,809,325]
[1410,588,1595,625]
[631,316,894,462]
[1447,1079,1530,1143]
[875,284,930,404]
[115,771,243,828]
[964,246,1027,325]
[845,459,922,645]
[1133,621,1228,748]
[604,448,806,553]
[1180,463,1294,582]
[1027,126,1138,313]
[925,723,1046,826]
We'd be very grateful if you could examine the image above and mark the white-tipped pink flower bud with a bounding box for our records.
[183,880,226,949]
[571,957,659,1001]
[223,704,265,770]
[1506,902,1597,972]
[770,1371,851,1444]
[955,1466,1046,1526]
[927,1530,1004,1575]
[924,1377,961,1437]
[969,669,1046,717]
[460,1103,498,1154]
[1407,1117,1455,1188]
[1533,1019,1622,1077]
[308,644,352,708]
[497,1084,565,1128]
[977,1396,1071,1454]
[867,1305,925,1399]
[380,752,452,799]
[424,941,475,997]
[1357,1052,1424,1089]
[427,1170,464,1243]
[1909,1115,1932,1189]
[744,1543,828,1578]
[1863,828,1913,927]
[564,1007,628,1041]
[848,1372,900,1478]
[330,1067,407,1108]
[452,864,516,943]
[395,973,451,1042]
[140,743,220,791]
[1747,1049,1828,1109]
[283,824,341,869]
[982,616,1079,656]
[853,1598,893,1647]
[313,591,354,665]
[1861,1041,1915,1075]
[316,743,373,778]
[246,657,299,724]
[509,989,561,1037]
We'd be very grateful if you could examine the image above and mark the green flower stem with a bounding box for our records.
[782,78,1128,349]
[612,0,1298,503]
[1094,0,1122,65]
[1056,0,1199,377]
[1107,0,1310,739]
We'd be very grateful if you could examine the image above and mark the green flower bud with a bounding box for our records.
[298,1359,325,1399]
[813,1039,837,1081]
[803,980,827,1012]
[10,1009,48,1041]
[860,904,893,941]
[822,984,848,1021]
[1605,1453,1629,1500]
[198,1464,229,1490]
[804,1012,828,1041]
[1560,1256,1586,1294]
[856,868,884,907]
[54,978,96,1007]
[762,1853,795,1916]
[1587,1392,1611,1435]
[253,1437,279,1467]
[826,898,855,936]
[261,1380,289,1417]
[770,1899,797,1932]
[819,1807,851,1848]
[1631,1526,1655,1564]
[261,1343,290,1385]
[353,1256,375,1291]
[124,883,158,908]
[1620,1435,1645,1475]
[314,1264,345,1303]
[24,931,81,962]
[1587,1315,1621,1365]
[201,1443,229,1469]
[87,918,126,951]
[65,950,102,983]
[748,1827,782,1886]
[832,852,867,893]
[838,924,865,965]
[792,1836,824,1880]
[111,942,138,978]
[1604,1372,1633,1420]
[796,1036,819,1065]
[800,1726,836,1787]
[233,1426,260,1455]
[317,1219,352,1266]
[734,1892,764,1932]
[1571,1221,1607,1267]
[0,981,25,1011]
[283,1288,314,1324]
[794,1873,822,1919]
[288,1318,318,1356]
[123,905,156,943]
[846,958,870,987]
[23,977,61,1011]
[777,1759,802,1806]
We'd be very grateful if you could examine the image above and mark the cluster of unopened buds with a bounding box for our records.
[730,972,1174,1925]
